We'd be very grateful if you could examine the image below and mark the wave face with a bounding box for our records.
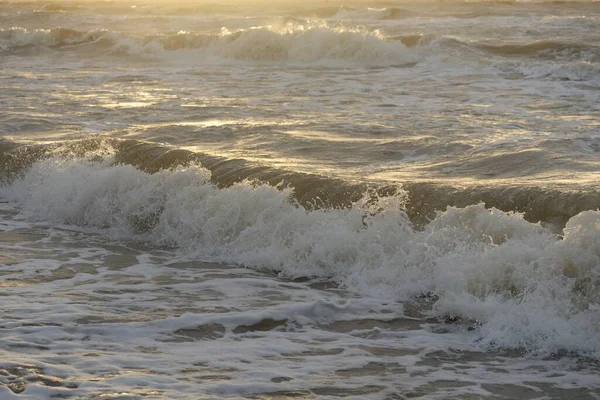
[2,147,600,357]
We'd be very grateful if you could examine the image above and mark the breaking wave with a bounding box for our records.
[0,25,416,66]
[1,138,600,358]
[1,139,599,226]
[4,25,598,80]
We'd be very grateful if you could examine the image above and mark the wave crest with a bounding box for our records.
[2,138,599,226]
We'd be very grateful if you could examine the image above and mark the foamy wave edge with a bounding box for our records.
[1,149,600,358]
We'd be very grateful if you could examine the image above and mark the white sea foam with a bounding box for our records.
[2,156,600,357]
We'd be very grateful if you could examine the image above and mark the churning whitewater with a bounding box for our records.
[4,150,600,356]
[1,0,599,398]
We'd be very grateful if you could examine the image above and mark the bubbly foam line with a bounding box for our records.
[2,155,600,357]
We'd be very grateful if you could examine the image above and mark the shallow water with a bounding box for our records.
[1,0,600,398]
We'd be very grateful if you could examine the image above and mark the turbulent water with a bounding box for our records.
[1,0,600,398]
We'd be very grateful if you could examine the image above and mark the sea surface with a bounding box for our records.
[1,0,600,398]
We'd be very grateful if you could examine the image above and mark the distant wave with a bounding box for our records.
[293,5,356,19]
[0,27,113,50]
[476,40,600,58]
[2,137,600,357]
[13,1,596,19]
[420,36,600,81]
[31,2,84,13]
[27,3,418,20]
[0,25,416,67]
[427,35,600,60]
[294,6,418,20]
[2,27,598,87]
[4,25,598,72]
[16,1,234,16]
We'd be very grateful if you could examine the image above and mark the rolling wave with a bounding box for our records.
[1,137,600,357]
[3,25,598,76]
[0,25,416,66]
[1,138,598,226]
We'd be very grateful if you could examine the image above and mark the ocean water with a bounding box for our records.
[1,0,600,398]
